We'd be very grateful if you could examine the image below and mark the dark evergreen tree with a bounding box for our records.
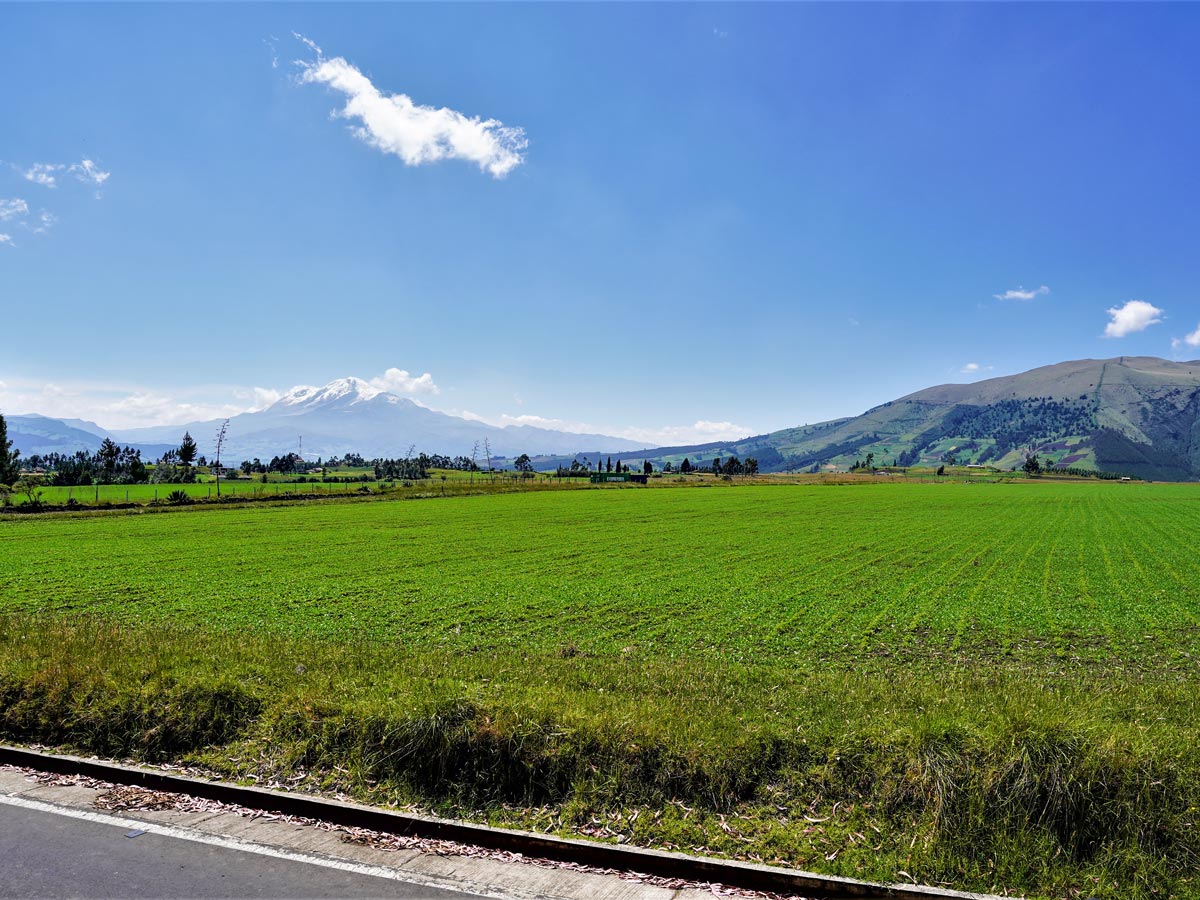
[0,412,19,485]
[178,432,198,467]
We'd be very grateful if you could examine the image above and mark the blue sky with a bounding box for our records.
[2,3,1198,441]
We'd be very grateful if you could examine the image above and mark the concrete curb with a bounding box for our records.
[0,744,1000,900]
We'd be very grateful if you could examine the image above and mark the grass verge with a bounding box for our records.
[1,614,1195,899]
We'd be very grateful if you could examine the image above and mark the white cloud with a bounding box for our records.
[230,385,287,411]
[1104,300,1164,338]
[1170,324,1200,351]
[32,211,55,234]
[368,367,439,396]
[294,35,527,178]
[468,411,751,446]
[18,159,109,194]
[0,378,247,429]
[68,159,110,190]
[0,234,12,246]
[619,420,752,446]
[1,368,750,446]
[22,163,61,188]
[994,285,1050,302]
[251,387,283,409]
[0,198,28,221]
[959,362,995,376]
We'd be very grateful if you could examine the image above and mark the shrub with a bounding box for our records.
[165,490,193,506]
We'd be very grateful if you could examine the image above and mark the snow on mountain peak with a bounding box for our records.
[277,377,384,408]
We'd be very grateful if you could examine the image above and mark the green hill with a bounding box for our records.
[609,357,1200,480]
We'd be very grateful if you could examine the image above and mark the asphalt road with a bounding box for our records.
[0,801,482,899]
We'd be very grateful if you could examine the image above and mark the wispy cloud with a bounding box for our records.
[0,378,249,429]
[3,158,110,244]
[959,362,994,375]
[2,367,749,445]
[22,163,60,188]
[69,159,110,190]
[234,367,439,413]
[0,198,29,221]
[994,285,1050,302]
[17,159,110,194]
[455,410,752,446]
[1171,324,1200,351]
[293,34,528,179]
[1104,300,1164,338]
[32,211,55,235]
[368,367,439,396]
[0,234,12,247]
[613,420,752,446]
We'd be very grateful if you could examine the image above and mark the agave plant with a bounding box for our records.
[165,489,193,506]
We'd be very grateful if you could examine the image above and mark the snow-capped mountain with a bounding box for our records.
[99,377,645,461]
[274,378,386,411]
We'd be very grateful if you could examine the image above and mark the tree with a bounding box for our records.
[0,412,21,486]
[606,456,613,473]
[680,457,692,474]
[178,432,198,468]
[865,452,875,470]
[14,474,42,506]
[1023,454,1042,476]
[643,460,652,475]
[98,438,120,480]
[513,453,534,473]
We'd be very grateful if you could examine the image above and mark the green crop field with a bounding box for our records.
[21,479,385,506]
[2,481,1198,898]
[15,468,554,506]
[3,481,1198,660]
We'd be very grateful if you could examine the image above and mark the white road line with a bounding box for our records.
[0,792,524,900]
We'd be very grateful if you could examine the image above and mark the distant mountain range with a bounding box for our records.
[6,378,646,462]
[588,356,1200,481]
[10,358,1200,480]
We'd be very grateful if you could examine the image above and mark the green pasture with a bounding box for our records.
[18,479,376,505]
[15,467,598,506]
[1,481,1198,898]
[5,481,1192,660]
